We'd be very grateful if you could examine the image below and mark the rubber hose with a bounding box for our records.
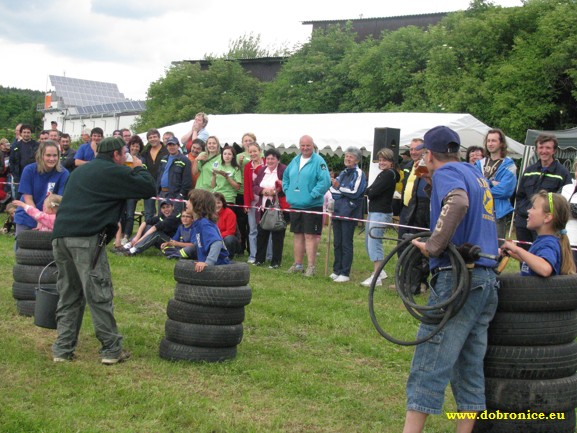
[368,231,470,346]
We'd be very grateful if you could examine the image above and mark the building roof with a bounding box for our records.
[302,12,448,40]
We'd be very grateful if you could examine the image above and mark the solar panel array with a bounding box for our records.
[50,75,127,108]
[74,100,146,115]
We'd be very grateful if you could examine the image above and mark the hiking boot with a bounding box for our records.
[101,351,131,365]
[287,264,304,274]
[304,266,316,277]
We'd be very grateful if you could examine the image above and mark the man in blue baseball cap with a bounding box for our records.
[403,126,499,433]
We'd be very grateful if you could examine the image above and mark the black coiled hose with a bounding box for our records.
[368,231,470,346]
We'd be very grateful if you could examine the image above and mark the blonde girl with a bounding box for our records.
[502,191,576,276]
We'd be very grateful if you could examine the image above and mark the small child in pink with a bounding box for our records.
[12,194,62,231]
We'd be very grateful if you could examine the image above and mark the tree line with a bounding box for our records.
[136,0,577,143]
[0,87,44,141]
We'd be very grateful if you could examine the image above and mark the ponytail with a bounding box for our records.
[559,230,576,275]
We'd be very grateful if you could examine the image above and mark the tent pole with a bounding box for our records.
[325,214,332,277]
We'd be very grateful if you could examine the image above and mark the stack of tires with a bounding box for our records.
[12,231,57,317]
[159,261,252,363]
[474,274,577,433]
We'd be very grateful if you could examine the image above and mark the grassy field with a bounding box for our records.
[1,227,481,433]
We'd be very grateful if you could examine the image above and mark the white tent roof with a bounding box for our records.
[150,112,525,158]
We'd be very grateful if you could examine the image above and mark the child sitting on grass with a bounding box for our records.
[160,210,195,259]
[186,189,230,272]
[2,202,16,235]
[12,194,62,231]
[122,199,180,256]
[501,191,576,276]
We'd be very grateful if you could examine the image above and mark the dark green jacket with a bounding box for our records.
[53,156,156,240]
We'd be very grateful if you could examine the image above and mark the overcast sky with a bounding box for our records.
[0,0,523,101]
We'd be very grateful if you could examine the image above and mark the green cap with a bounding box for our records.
[97,137,124,153]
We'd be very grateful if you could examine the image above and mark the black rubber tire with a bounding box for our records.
[497,274,577,312]
[174,283,252,308]
[488,311,577,346]
[166,299,245,325]
[17,230,53,250]
[15,248,54,266]
[12,282,56,301]
[159,338,237,363]
[12,264,58,284]
[484,342,577,380]
[473,409,576,433]
[16,300,36,317]
[164,319,243,348]
[485,374,577,412]
[173,261,250,286]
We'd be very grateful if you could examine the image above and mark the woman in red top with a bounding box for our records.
[243,143,265,264]
[214,192,240,259]
[253,148,289,269]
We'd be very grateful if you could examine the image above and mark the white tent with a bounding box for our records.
[150,112,525,158]
[147,112,524,185]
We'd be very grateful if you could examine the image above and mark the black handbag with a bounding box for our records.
[259,199,286,232]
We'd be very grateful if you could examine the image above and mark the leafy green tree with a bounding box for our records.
[0,87,43,140]
[257,24,358,113]
[487,0,577,136]
[343,26,431,112]
[134,60,262,131]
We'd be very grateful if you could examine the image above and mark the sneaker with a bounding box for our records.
[329,273,339,280]
[287,264,304,274]
[121,236,129,246]
[304,266,316,277]
[268,264,280,269]
[101,351,131,365]
[334,275,350,283]
[253,262,263,266]
[379,270,388,279]
[361,274,383,287]
[247,258,256,264]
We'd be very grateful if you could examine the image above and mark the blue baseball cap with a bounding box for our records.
[415,126,461,153]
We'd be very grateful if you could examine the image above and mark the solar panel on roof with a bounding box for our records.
[49,75,126,107]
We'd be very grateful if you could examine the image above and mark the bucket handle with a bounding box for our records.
[38,260,57,288]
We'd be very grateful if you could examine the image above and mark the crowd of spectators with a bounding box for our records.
[2,117,577,285]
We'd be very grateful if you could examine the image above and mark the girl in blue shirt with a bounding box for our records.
[14,141,69,237]
[502,191,575,276]
[186,189,230,272]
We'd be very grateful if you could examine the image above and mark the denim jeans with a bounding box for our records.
[247,208,258,260]
[122,198,138,237]
[406,267,498,414]
[143,198,157,223]
[332,219,356,276]
[365,212,392,262]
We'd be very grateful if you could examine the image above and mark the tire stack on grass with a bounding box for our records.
[473,274,577,433]
[159,261,252,363]
[12,231,57,317]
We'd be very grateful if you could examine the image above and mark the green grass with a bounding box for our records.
[0,228,512,433]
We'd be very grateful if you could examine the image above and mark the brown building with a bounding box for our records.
[179,13,448,82]
[302,12,448,42]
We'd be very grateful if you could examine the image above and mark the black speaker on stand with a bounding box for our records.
[373,127,400,163]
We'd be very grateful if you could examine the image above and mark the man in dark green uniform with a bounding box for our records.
[52,137,156,365]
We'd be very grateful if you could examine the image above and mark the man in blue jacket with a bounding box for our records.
[283,135,331,277]
[474,129,517,245]
[157,137,192,214]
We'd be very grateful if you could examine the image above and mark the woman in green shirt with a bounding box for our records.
[211,145,242,203]
[193,136,221,191]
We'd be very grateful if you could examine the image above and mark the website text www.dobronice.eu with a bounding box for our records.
[445,410,566,421]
